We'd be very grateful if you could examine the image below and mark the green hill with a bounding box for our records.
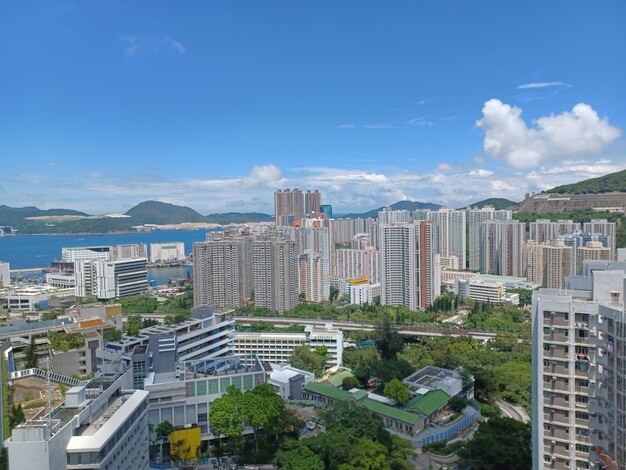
[0,205,88,227]
[0,201,274,234]
[461,198,516,210]
[546,168,626,194]
[125,200,207,224]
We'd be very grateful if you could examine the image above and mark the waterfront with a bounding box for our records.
[0,229,220,270]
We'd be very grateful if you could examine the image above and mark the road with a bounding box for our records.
[496,399,530,423]
[233,316,498,341]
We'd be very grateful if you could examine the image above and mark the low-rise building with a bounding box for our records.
[233,323,344,366]
[350,282,381,306]
[302,381,423,436]
[267,363,315,400]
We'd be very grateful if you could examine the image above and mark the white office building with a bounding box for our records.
[62,246,110,262]
[234,324,344,366]
[6,370,149,470]
[350,283,381,306]
[0,261,9,287]
[149,242,186,263]
[75,258,148,299]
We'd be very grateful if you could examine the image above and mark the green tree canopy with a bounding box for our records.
[375,316,405,360]
[383,379,412,406]
[458,417,531,470]
[289,346,326,376]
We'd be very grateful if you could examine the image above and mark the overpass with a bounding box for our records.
[233,316,499,341]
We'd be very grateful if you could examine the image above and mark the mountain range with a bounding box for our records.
[2,168,624,234]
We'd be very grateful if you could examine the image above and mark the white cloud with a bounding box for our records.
[241,164,283,187]
[518,81,571,89]
[169,38,186,55]
[469,169,493,177]
[121,36,140,56]
[121,35,186,56]
[476,99,621,168]
[363,123,393,129]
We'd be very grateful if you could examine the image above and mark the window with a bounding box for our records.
[198,413,207,422]
[544,327,551,335]
[575,411,589,420]
[575,395,588,404]
[544,344,551,351]
[575,444,589,453]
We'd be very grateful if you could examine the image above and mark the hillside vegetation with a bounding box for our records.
[0,201,273,234]
[546,168,626,194]
[462,198,516,210]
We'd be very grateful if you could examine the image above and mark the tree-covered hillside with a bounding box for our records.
[546,168,626,194]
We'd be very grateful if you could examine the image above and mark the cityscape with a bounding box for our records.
[1,2,626,470]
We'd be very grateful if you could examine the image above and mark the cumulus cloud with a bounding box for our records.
[4,158,626,215]
[241,164,283,187]
[476,99,621,168]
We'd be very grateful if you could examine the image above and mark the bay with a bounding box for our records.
[0,229,220,270]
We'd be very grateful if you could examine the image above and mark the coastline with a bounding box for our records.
[3,221,273,237]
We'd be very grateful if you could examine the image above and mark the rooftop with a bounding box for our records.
[326,370,354,388]
[67,390,149,453]
[403,365,462,392]
[406,389,450,416]
[362,398,421,425]
[303,382,420,425]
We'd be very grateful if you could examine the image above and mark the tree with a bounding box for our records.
[448,395,467,413]
[275,440,325,470]
[9,404,25,430]
[240,391,268,454]
[289,346,326,376]
[322,402,392,449]
[155,420,175,461]
[342,376,360,390]
[342,437,390,470]
[383,379,412,406]
[103,328,122,342]
[24,337,38,368]
[209,386,244,457]
[329,286,339,302]
[458,417,531,470]
[375,316,405,360]
[125,315,143,336]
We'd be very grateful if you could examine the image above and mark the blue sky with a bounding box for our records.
[1,1,625,214]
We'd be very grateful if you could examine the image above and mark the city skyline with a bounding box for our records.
[1,1,625,215]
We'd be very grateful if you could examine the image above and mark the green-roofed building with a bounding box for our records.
[326,369,354,388]
[406,389,450,424]
[302,382,424,436]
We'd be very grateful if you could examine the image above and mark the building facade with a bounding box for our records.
[532,266,626,469]
[379,221,438,310]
